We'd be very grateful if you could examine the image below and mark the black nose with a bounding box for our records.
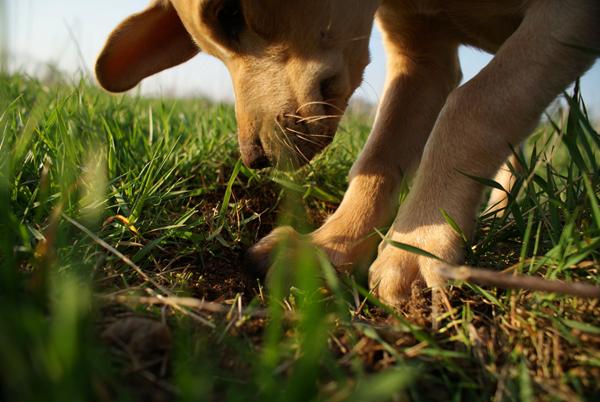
[241,142,271,170]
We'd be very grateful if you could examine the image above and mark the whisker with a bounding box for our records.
[284,113,343,124]
[274,119,308,164]
[274,120,295,151]
[273,120,296,154]
[296,101,345,115]
[303,115,343,124]
[293,142,310,163]
[277,120,311,163]
[283,114,326,129]
[291,133,322,147]
[285,127,331,142]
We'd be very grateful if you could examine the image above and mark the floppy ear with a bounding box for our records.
[96,0,200,93]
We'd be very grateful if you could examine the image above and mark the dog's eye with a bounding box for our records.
[216,0,245,43]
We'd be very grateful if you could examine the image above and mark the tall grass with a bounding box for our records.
[0,72,599,402]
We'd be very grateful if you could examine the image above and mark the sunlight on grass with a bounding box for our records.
[0,72,599,401]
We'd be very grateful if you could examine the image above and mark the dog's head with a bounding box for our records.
[96,0,378,169]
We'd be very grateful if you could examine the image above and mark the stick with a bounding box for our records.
[102,294,229,314]
[435,264,600,299]
[99,294,300,321]
[62,213,215,327]
[62,213,169,293]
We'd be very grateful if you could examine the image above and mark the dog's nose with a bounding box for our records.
[241,142,271,170]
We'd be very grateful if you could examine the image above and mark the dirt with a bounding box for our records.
[192,254,258,301]
[94,172,600,401]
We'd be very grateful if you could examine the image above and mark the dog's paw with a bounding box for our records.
[246,224,366,282]
[368,225,462,308]
[245,226,301,278]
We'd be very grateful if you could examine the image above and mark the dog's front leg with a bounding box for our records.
[369,0,599,307]
[249,28,462,274]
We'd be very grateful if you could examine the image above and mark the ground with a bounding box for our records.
[1,73,599,402]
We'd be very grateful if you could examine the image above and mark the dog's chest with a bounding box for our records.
[446,11,525,53]
[396,0,528,53]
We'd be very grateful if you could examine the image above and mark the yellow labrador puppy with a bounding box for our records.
[97,0,599,307]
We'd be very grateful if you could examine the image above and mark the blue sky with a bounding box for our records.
[6,0,600,112]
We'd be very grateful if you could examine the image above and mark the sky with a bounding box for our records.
[5,0,600,112]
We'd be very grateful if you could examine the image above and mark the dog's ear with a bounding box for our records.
[96,1,200,93]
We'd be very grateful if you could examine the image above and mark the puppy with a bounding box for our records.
[97,0,599,307]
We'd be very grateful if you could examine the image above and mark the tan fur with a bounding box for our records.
[97,0,599,307]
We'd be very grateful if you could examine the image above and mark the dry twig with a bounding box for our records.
[435,264,600,299]
[62,213,216,327]
[100,294,283,320]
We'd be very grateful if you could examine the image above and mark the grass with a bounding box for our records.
[0,72,599,402]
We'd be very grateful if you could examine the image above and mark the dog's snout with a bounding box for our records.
[241,140,271,170]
